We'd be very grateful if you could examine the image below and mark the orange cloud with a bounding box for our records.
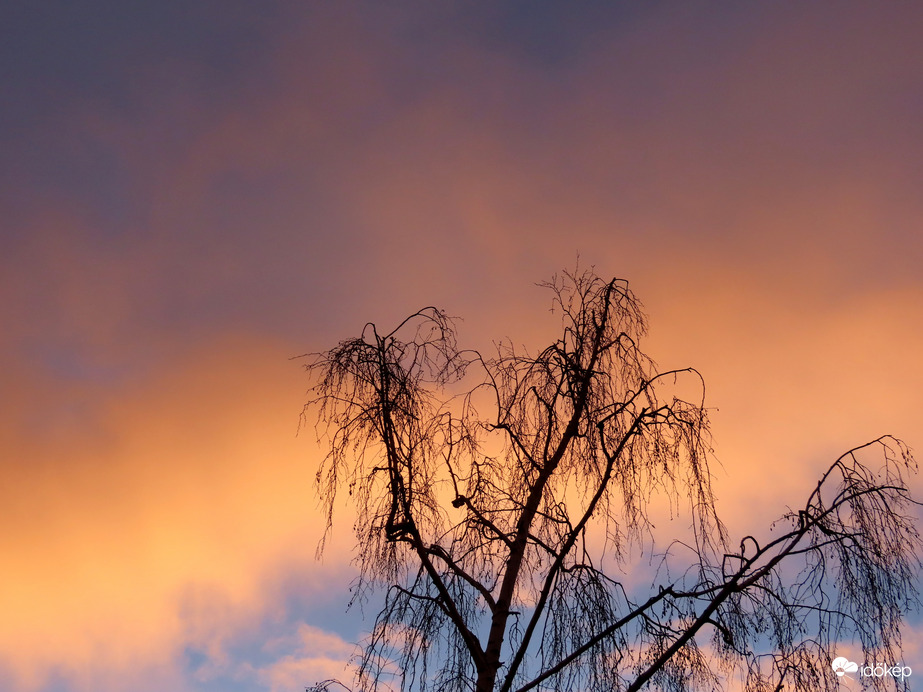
[0,333,357,690]
[3,5,922,690]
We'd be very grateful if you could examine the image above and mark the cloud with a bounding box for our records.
[0,333,360,690]
[254,624,356,692]
[2,4,922,690]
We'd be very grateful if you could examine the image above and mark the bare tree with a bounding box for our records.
[303,269,921,692]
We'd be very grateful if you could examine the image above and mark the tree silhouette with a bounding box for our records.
[303,269,921,692]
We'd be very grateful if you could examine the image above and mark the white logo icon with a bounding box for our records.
[832,657,859,677]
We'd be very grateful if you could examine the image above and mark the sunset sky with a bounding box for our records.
[2,3,923,691]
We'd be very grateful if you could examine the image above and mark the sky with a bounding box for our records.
[2,2,922,691]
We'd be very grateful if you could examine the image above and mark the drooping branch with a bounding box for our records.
[303,269,921,692]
